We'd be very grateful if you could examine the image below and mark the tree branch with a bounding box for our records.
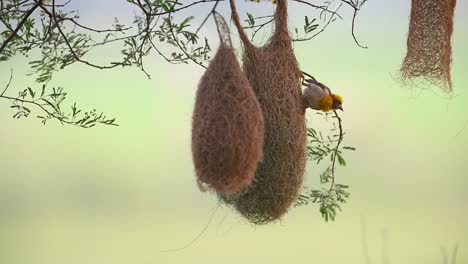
[0,69,13,97]
[0,0,43,54]
[47,0,124,70]
[294,3,343,42]
[329,110,344,191]
[1,94,76,125]
[0,81,118,128]
[195,0,222,35]
[66,18,133,33]
[351,5,367,48]
[292,0,343,20]
[167,0,207,69]
[150,0,220,16]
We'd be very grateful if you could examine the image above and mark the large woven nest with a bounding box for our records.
[192,13,264,194]
[219,0,307,224]
[400,0,457,92]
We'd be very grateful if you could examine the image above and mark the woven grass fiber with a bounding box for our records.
[191,13,264,194]
[400,0,457,92]
[219,0,307,224]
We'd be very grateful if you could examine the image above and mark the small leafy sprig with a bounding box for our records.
[1,73,118,128]
[157,15,212,68]
[296,111,356,222]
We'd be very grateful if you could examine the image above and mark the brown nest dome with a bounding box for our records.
[192,13,264,194]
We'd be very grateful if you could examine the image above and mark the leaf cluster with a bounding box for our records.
[295,112,356,222]
[3,80,117,128]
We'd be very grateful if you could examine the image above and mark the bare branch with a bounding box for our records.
[195,0,222,35]
[0,69,13,97]
[136,0,150,15]
[351,6,368,48]
[150,0,220,16]
[329,110,344,191]
[292,0,343,20]
[67,18,133,33]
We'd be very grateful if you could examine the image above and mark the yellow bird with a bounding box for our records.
[301,74,343,112]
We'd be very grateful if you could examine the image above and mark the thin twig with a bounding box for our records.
[292,0,343,20]
[147,7,180,65]
[0,69,13,97]
[195,0,222,35]
[301,70,318,82]
[136,0,149,15]
[41,0,72,8]
[294,3,343,42]
[329,110,344,191]
[50,0,120,70]
[341,0,368,48]
[149,36,182,65]
[246,17,275,41]
[150,0,219,16]
[351,6,368,48]
[0,94,75,125]
[167,0,207,69]
[134,0,155,78]
[67,18,133,33]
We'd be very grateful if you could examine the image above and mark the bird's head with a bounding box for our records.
[317,95,334,112]
[317,94,343,112]
[331,94,343,111]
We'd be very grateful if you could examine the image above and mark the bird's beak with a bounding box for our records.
[338,105,344,111]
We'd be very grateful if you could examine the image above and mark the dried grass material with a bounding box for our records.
[400,0,457,92]
[220,0,307,224]
[191,13,264,194]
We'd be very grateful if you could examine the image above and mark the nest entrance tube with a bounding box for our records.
[220,0,307,224]
[191,13,264,194]
[400,0,457,92]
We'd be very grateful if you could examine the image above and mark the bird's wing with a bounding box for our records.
[303,83,326,110]
[317,82,332,95]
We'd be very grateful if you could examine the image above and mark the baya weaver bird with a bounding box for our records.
[301,72,343,112]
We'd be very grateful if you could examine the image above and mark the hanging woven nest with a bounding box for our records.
[400,0,457,92]
[191,13,264,194]
[219,0,307,224]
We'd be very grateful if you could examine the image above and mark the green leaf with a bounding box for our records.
[343,146,357,151]
[27,87,35,98]
[337,153,346,166]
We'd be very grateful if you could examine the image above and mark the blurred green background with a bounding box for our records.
[0,0,467,263]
